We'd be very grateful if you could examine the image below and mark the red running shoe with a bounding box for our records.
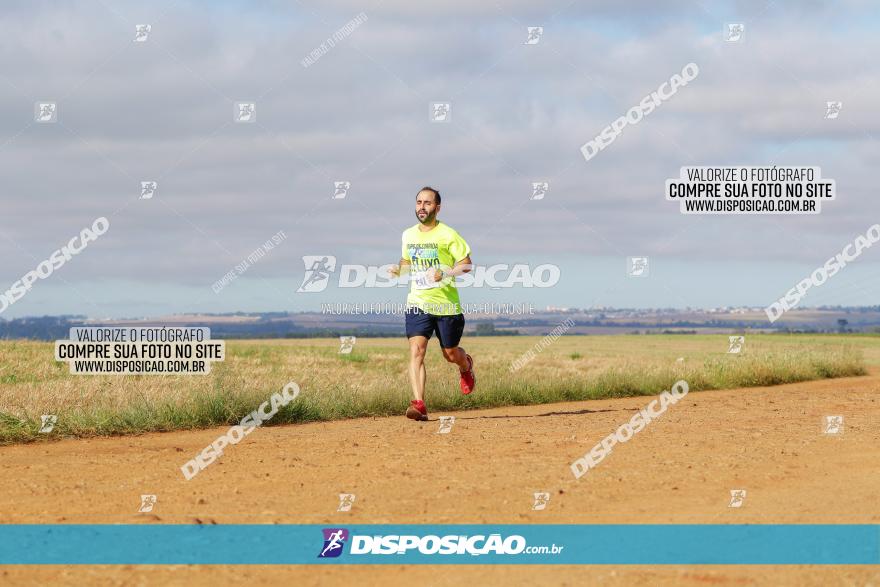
[406,399,428,421]
[459,354,476,395]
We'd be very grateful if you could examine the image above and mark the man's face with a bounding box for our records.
[415,191,439,224]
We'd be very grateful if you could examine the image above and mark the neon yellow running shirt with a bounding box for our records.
[401,221,471,316]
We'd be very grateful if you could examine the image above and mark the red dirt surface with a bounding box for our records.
[1,372,878,585]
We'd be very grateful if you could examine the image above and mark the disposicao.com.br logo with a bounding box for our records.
[317,528,564,558]
[297,255,559,292]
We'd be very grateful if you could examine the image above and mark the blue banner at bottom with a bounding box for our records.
[0,525,877,565]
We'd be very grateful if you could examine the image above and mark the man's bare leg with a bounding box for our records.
[441,346,469,371]
[442,345,475,395]
[408,336,429,401]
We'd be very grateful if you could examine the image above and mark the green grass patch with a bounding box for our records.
[0,335,870,445]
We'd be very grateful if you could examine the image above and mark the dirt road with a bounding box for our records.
[2,372,878,585]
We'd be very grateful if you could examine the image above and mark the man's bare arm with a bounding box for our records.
[429,255,473,282]
[451,255,473,275]
[388,258,412,277]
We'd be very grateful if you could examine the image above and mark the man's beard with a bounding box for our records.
[416,210,436,224]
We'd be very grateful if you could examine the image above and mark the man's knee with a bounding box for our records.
[410,344,427,361]
[441,347,459,362]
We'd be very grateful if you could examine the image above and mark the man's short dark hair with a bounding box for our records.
[417,186,441,204]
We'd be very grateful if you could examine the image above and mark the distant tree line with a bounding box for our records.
[1,314,877,341]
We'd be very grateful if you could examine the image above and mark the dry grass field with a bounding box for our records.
[0,333,873,444]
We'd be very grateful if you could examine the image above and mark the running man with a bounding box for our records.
[320,529,346,557]
[388,186,476,421]
[298,256,333,291]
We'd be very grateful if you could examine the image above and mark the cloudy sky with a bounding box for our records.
[1,0,879,318]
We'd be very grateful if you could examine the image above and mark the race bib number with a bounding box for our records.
[413,269,442,290]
